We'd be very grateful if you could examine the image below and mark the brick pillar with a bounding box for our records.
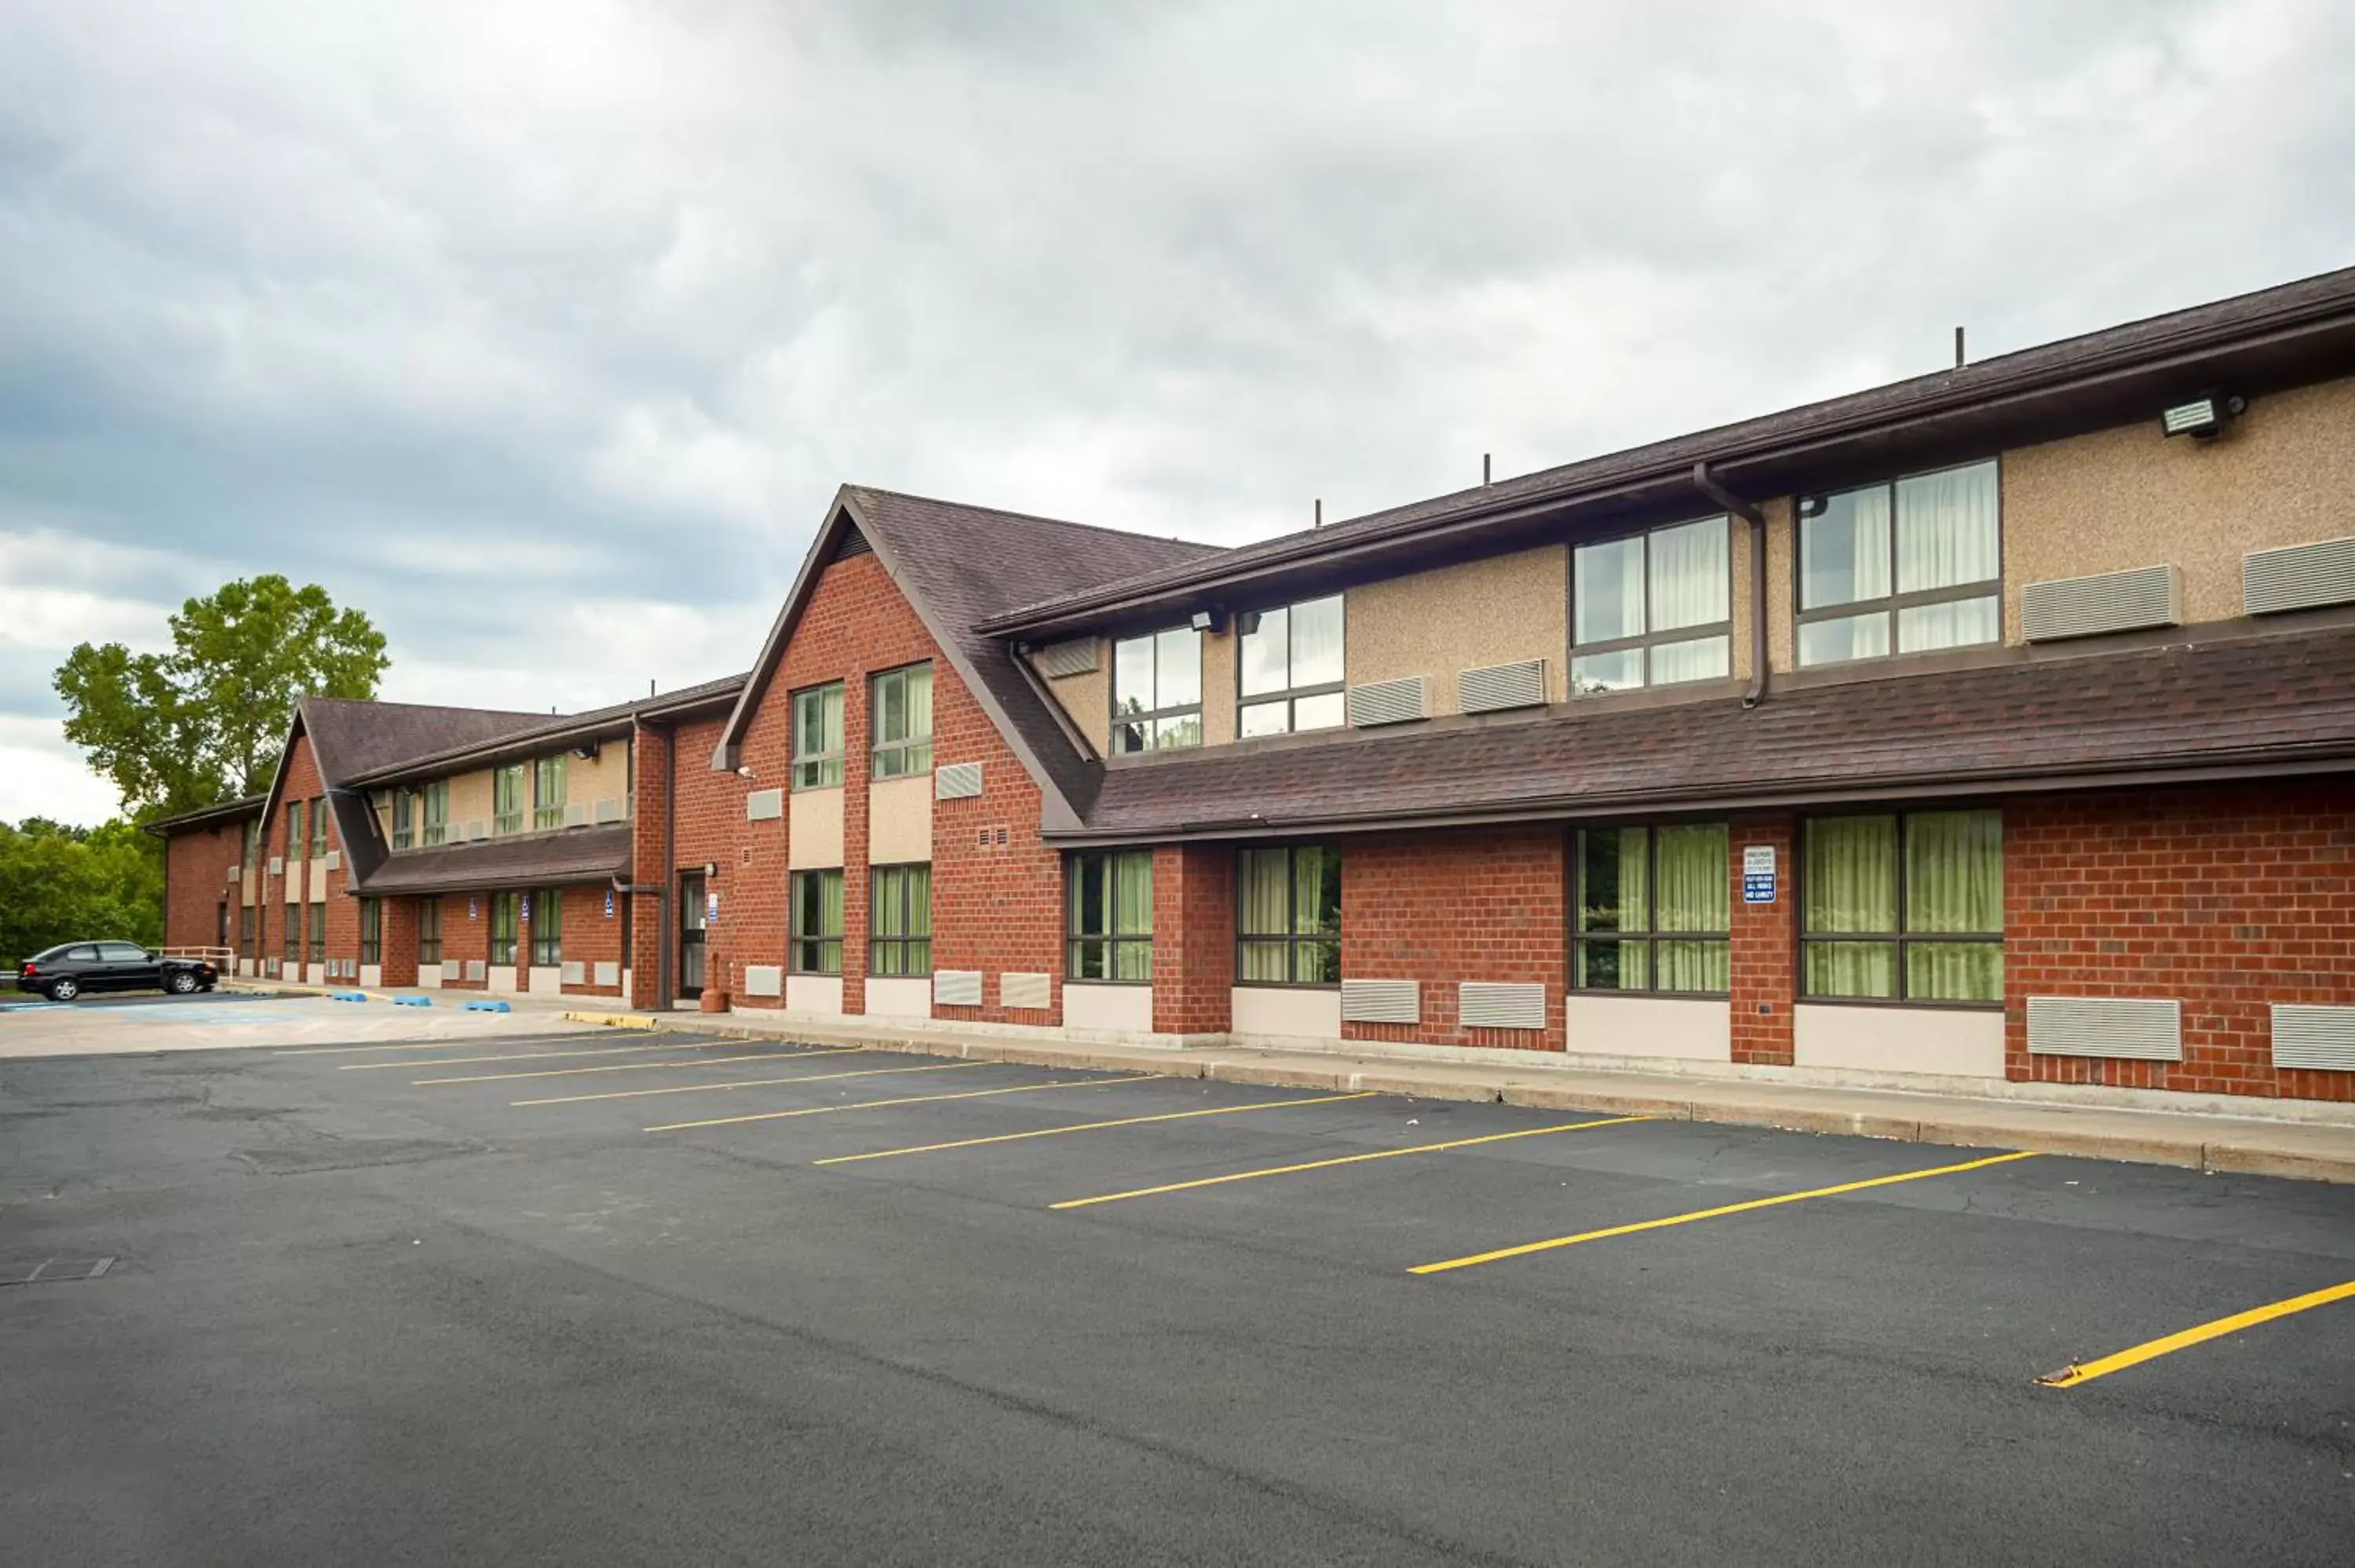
[1729,814,1795,1065]
[842,682,871,1018]
[381,898,420,987]
[1152,844,1234,1037]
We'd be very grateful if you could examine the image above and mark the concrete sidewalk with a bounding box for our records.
[554,1003,2355,1186]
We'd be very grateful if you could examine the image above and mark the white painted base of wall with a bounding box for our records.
[360,965,382,989]
[619,968,632,999]
[303,964,323,986]
[489,968,521,997]
[1231,986,1342,1042]
[741,964,783,999]
[786,975,844,1016]
[865,976,932,1019]
[1794,1004,2006,1079]
[236,959,252,978]
[1064,983,1151,1034]
[1564,994,1730,1063]
[529,966,564,996]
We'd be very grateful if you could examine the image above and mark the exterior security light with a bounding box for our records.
[2162,393,2244,439]
[1189,608,1221,633]
[1236,609,1262,636]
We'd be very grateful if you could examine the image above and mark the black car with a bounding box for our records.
[13,943,218,1002]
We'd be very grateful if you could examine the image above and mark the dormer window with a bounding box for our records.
[1112,628,1203,753]
[1238,594,1345,737]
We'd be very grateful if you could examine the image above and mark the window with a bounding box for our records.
[534,757,567,830]
[97,941,147,963]
[1798,459,2000,666]
[282,909,300,966]
[1068,850,1153,981]
[792,683,845,789]
[286,798,304,859]
[1238,596,1345,737]
[1112,629,1203,753]
[391,789,414,851]
[309,796,328,855]
[1573,824,1729,993]
[869,864,933,976]
[1572,516,1731,693]
[307,903,326,965]
[239,906,257,954]
[418,899,443,967]
[530,888,562,967]
[243,819,261,866]
[492,764,526,835]
[1236,844,1341,984]
[790,870,844,974]
[1802,810,2003,1004]
[870,665,933,778]
[489,892,519,966]
[422,781,449,846]
[359,899,381,966]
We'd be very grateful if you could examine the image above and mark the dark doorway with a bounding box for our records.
[679,872,707,1001]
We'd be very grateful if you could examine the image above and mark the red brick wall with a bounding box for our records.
[675,552,1066,1023]
[1152,844,1233,1034]
[1729,814,1796,1065]
[628,723,671,1008]
[163,818,246,951]
[438,889,490,990]
[1339,828,1567,1052]
[558,883,626,996]
[378,896,419,988]
[263,737,324,975]
[2006,783,2355,1102]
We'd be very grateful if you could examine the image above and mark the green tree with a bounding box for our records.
[0,819,164,965]
[55,575,389,820]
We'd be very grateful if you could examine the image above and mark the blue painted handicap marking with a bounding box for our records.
[331,990,369,1003]
[462,1000,511,1013]
[392,995,433,1008]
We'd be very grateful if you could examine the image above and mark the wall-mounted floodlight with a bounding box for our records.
[1188,608,1223,634]
[1236,610,1262,636]
[2162,393,2244,439]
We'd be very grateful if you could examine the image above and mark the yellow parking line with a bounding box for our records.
[2038,1278,2355,1388]
[514,1059,991,1107]
[812,1091,1378,1166]
[645,1073,1162,1132]
[1409,1150,2039,1275]
[340,1039,832,1072]
[1052,1114,1649,1209]
[415,1050,840,1086]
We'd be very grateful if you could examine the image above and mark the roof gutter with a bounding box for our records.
[1691,461,1769,709]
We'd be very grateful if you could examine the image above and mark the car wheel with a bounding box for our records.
[166,970,199,994]
[46,977,80,1002]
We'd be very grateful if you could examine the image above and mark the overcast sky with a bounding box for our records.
[3,1,2352,823]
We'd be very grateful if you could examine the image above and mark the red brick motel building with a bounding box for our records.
[157,266,2355,1107]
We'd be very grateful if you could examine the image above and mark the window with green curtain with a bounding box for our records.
[493,764,526,835]
[1068,851,1153,981]
[423,780,449,845]
[391,789,414,850]
[1236,844,1340,985]
[309,796,327,855]
[530,888,563,966]
[534,756,567,829]
[489,892,519,966]
[418,899,442,966]
[871,864,933,976]
[791,870,844,974]
[1802,811,2001,1003]
[282,906,299,965]
[308,902,326,964]
[793,683,845,789]
[286,798,304,859]
[871,664,934,778]
[1575,824,1728,993]
[360,899,382,966]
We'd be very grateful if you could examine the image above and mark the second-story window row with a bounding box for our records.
[493,764,526,836]
[1798,459,2000,666]
[1112,628,1203,754]
[1239,595,1345,738]
[534,756,568,830]
[793,682,845,789]
[1572,515,1731,695]
[871,663,934,779]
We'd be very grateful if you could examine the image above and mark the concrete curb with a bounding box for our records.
[560,1009,2355,1185]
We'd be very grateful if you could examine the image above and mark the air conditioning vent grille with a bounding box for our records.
[1032,640,1099,679]
[934,970,984,1008]
[744,788,783,822]
[593,797,626,823]
[2244,535,2355,616]
[2026,996,2182,1061]
[2021,565,2180,642]
[936,762,984,800]
[1341,978,1420,1025]
[1347,676,1426,728]
[743,965,783,998]
[2270,1005,2355,1071]
[1459,659,1547,713]
[1000,972,1051,1011]
[1459,981,1546,1030]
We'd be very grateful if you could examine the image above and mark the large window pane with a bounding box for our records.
[1655,825,1728,932]
[1240,850,1289,935]
[1897,596,2000,654]
[1240,940,1291,983]
[1904,811,2003,932]
[1894,461,1999,593]
[1574,534,1645,645]
[1577,828,1647,934]
[1908,943,2003,1003]
[794,684,845,789]
[1291,691,1345,731]
[1294,845,1341,935]
[1804,942,1897,998]
[1801,486,1891,610]
[1154,628,1200,708]
[1805,817,1897,933]
[1240,605,1289,696]
[1571,647,1645,695]
[1290,596,1345,688]
[1115,852,1153,935]
[1238,845,1339,986]
[1798,611,1890,667]
[1113,636,1154,715]
[1576,939,1646,991]
[1650,516,1729,633]
[1239,701,1289,738]
[1649,635,1729,686]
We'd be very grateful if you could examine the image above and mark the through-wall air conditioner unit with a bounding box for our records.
[464,821,487,841]
[323,850,341,870]
[593,797,625,823]
[1459,659,1548,714]
[1346,676,1426,727]
[1340,978,1420,1024]
[562,801,590,828]
[2021,565,2180,642]
[2244,535,2355,616]
[268,855,284,875]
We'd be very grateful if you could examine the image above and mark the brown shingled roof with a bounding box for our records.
[1064,622,2355,841]
[352,822,634,896]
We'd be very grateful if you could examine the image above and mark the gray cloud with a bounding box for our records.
[2,0,2352,822]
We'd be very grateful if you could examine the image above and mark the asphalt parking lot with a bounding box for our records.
[5,1026,2352,1566]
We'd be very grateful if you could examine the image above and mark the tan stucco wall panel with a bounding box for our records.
[867,775,933,866]
[560,740,633,817]
[444,769,495,835]
[1037,640,1111,757]
[1200,628,1236,744]
[1347,544,1570,712]
[2003,377,2355,634]
[788,786,845,869]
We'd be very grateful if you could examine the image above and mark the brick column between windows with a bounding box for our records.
[381,899,420,988]
[1729,813,1795,1065]
[1152,844,1234,1037]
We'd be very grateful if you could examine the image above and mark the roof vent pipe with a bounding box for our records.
[1692,461,1769,709]
[1955,326,1966,368]
[1314,498,1323,528]
[1483,452,1492,487]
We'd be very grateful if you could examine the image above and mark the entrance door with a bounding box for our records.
[679,873,707,1000]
